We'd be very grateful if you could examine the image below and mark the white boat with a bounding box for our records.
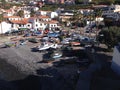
[51,44,58,49]
[51,51,62,59]
[61,38,72,45]
[36,42,50,51]
[36,42,58,51]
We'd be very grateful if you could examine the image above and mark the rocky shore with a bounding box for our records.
[0,43,79,90]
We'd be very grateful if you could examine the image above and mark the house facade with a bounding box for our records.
[102,5,120,16]
[3,9,15,17]
[32,16,59,30]
[2,15,60,32]
[0,21,11,34]
[59,10,74,22]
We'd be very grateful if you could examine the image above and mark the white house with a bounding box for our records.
[47,12,58,19]
[3,9,15,17]
[78,9,94,15]
[0,21,11,34]
[23,10,31,18]
[39,10,51,16]
[48,20,59,30]
[102,5,120,16]
[59,10,74,22]
[111,43,120,75]
[9,18,29,30]
[39,15,51,21]
[2,14,60,32]
[95,17,104,22]
[32,16,59,30]
[5,16,30,30]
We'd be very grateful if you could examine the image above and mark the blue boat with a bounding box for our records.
[47,32,60,37]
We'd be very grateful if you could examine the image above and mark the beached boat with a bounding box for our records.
[51,50,62,59]
[36,42,58,51]
[37,42,51,51]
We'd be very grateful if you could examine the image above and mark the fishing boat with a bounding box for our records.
[36,42,58,51]
[36,42,51,51]
[50,50,62,59]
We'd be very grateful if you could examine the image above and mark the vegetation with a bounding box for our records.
[0,14,4,22]
[30,9,36,17]
[16,10,24,17]
[40,4,92,11]
[40,5,59,11]
[75,0,117,4]
[0,0,22,9]
[98,26,120,50]
[92,0,115,4]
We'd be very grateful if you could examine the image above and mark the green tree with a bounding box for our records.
[92,0,115,4]
[75,0,84,4]
[30,9,35,17]
[17,10,24,17]
[1,0,6,8]
[69,10,85,26]
[98,26,120,50]
[0,14,4,22]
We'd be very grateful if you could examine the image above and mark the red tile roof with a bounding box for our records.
[9,18,28,24]
[4,16,20,18]
[39,15,50,18]
[47,20,59,24]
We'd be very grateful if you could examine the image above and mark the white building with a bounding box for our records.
[2,15,60,32]
[102,5,120,16]
[5,16,30,30]
[48,20,59,30]
[95,17,104,22]
[39,10,51,16]
[32,16,59,30]
[78,9,94,15]
[0,21,11,34]
[47,12,58,19]
[24,10,31,18]
[111,43,120,75]
[3,9,15,17]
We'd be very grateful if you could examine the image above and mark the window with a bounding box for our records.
[11,24,13,27]
[36,24,38,27]
[28,25,30,27]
